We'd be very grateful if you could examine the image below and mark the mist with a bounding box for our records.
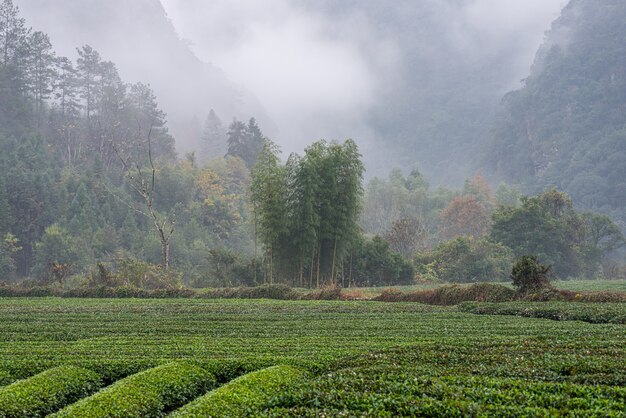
[14,0,565,175]
[160,0,565,173]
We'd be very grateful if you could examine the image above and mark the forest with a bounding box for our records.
[0,0,625,292]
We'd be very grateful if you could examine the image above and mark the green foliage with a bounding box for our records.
[250,139,364,287]
[0,366,101,417]
[0,233,20,280]
[510,255,551,293]
[170,365,306,417]
[0,297,624,415]
[114,257,182,290]
[196,248,261,287]
[459,302,626,325]
[226,118,265,168]
[52,362,215,418]
[491,189,624,278]
[486,0,626,226]
[256,372,626,416]
[374,283,517,305]
[416,237,513,282]
[360,168,452,240]
[349,235,415,286]
[31,224,91,281]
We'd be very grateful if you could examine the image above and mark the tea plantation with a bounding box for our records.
[0,298,624,416]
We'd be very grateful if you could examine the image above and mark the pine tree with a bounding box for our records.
[226,117,265,167]
[76,45,102,123]
[200,109,227,161]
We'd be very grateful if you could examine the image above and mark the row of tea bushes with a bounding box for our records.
[52,362,215,418]
[458,301,626,324]
[170,365,306,417]
[0,366,101,417]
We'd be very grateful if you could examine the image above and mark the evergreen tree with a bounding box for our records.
[26,31,56,120]
[75,45,101,124]
[200,109,227,161]
[226,117,265,167]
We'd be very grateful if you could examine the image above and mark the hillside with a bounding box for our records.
[14,0,270,157]
[485,0,626,222]
[295,0,561,183]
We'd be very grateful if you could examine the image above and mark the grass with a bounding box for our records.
[0,298,624,415]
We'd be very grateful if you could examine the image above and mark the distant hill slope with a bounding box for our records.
[15,0,270,156]
[485,0,626,221]
[297,0,560,184]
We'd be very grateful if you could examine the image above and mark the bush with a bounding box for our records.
[51,362,216,417]
[170,365,306,417]
[0,366,101,417]
[374,283,516,305]
[114,258,183,290]
[197,284,301,300]
[511,255,551,293]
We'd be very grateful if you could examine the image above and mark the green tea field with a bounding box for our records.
[0,298,624,416]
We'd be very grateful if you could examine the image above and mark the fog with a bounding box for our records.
[15,0,565,173]
[160,0,565,166]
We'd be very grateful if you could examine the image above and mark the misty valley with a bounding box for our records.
[0,0,625,416]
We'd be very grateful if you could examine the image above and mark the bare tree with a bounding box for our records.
[113,125,175,270]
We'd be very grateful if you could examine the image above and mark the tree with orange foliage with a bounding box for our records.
[463,173,495,210]
[439,195,490,240]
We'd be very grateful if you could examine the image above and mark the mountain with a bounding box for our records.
[485,0,626,222]
[14,0,270,157]
[292,0,561,184]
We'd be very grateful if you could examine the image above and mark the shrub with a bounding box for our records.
[511,255,551,293]
[197,284,301,300]
[51,362,216,418]
[169,365,306,417]
[0,366,101,417]
[374,283,516,305]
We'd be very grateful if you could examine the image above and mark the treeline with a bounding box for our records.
[361,169,625,283]
[0,0,256,285]
[0,0,624,289]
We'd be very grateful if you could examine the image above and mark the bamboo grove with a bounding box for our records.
[250,139,364,288]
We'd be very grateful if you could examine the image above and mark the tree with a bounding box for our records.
[350,235,415,287]
[383,217,426,258]
[32,224,86,281]
[200,109,226,161]
[50,56,82,165]
[226,117,265,167]
[490,188,623,278]
[463,173,494,211]
[249,139,285,284]
[440,195,490,240]
[26,31,56,120]
[510,255,551,293]
[115,128,176,270]
[416,237,513,283]
[75,45,101,123]
[0,0,31,132]
[0,232,20,279]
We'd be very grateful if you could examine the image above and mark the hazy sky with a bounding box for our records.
[159,0,566,155]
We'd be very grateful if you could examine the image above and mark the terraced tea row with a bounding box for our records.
[0,298,624,415]
[459,301,626,324]
[0,362,304,417]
